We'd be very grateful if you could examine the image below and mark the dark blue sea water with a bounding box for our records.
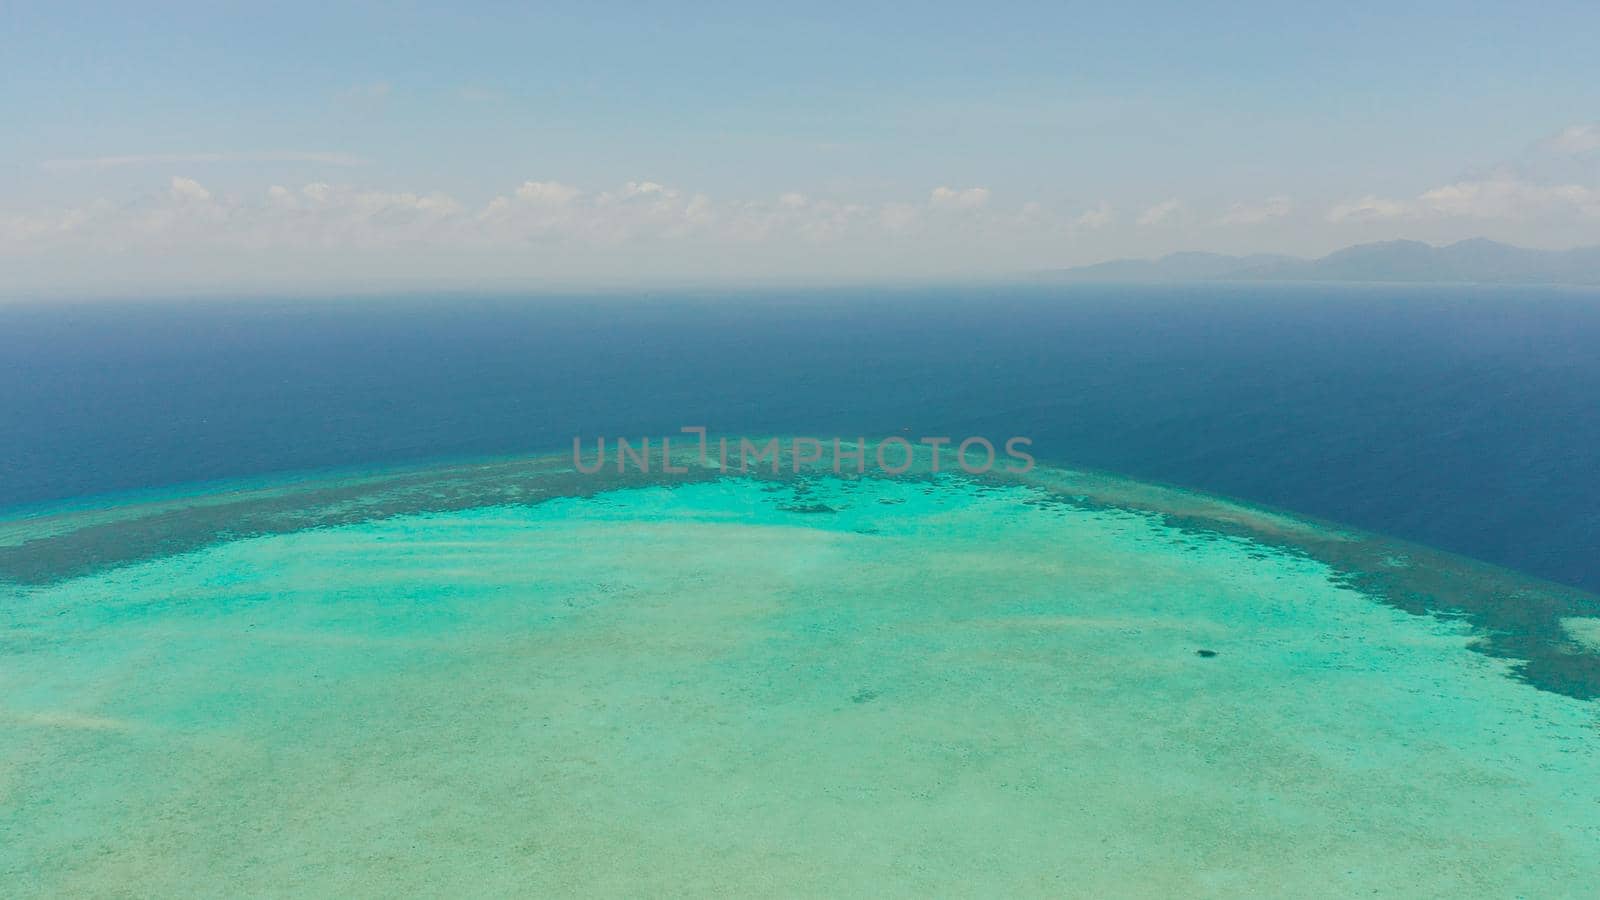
[3,283,1598,592]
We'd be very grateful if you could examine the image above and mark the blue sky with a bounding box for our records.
[4,1,1599,294]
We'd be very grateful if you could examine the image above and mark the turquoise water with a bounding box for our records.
[3,460,1599,895]
[9,286,1600,595]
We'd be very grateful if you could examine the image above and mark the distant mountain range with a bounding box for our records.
[1041,239,1600,285]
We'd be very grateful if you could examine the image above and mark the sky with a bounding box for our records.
[3,0,1600,295]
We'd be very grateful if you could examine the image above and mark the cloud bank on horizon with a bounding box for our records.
[3,2,1599,294]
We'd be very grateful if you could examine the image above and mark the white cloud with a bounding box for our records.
[1326,122,1600,226]
[1417,177,1599,220]
[1425,123,1600,220]
[1329,178,1600,225]
[1218,195,1292,225]
[929,186,991,210]
[1536,123,1600,157]
[1071,202,1114,230]
[0,176,1062,287]
[1135,198,1183,226]
[1326,194,1408,223]
[613,180,673,200]
[3,176,466,253]
[512,181,582,206]
[168,176,212,202]
[0,204,102,242]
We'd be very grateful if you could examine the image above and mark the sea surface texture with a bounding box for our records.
[3,454,1597,896]
[4,283,1600,593]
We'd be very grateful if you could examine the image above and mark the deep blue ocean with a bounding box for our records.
[3,283,1598,593]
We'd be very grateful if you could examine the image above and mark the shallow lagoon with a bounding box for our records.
[2,456,1598,896]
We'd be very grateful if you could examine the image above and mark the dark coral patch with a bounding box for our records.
[778,503,839,514]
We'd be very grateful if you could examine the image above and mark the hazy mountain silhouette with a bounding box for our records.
[1042,239,1600,285]
[1047,251,1299,282]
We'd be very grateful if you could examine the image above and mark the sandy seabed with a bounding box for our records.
[2,462,1598,897]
